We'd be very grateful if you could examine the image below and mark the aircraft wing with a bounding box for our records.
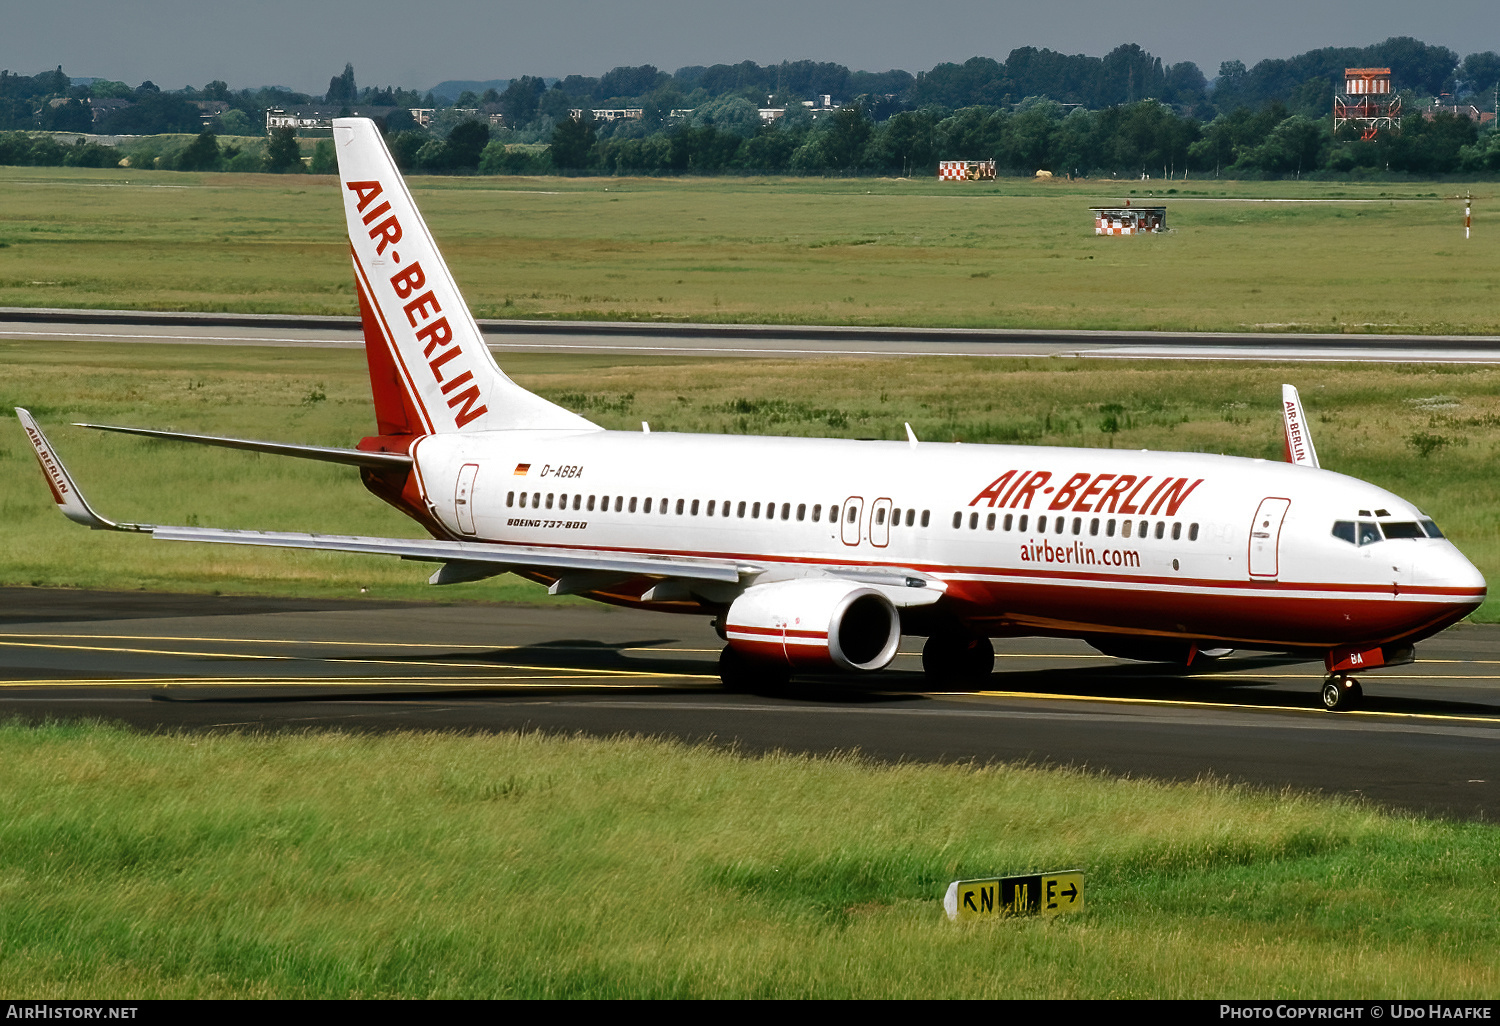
[16,408,747,585]
[74,422,412,469]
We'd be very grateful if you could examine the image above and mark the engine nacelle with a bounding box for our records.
[724,579,901,672]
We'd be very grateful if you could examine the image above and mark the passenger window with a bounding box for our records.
[643,497,653,514]
[1358,522,1380,546]
[629,497,638,513]
[1122,520,1132,538]
[1056,518,1065,535]
[812,504,822,522]
[662,498,670,515]
[546,494,555,509]
[1107,519,1116,537]
[952,512,962,529]
[986,513,996,530]
[782,503,791,520]
[533,492,540,507]
[970,512,979,530]
[921,510,930,528]
[574,495,582,511]
[906,509,915,527]
[1072,517,1081,535]
[737,501,746,518]
[1154,522,1164,540]
[829,505,839,523]
[507,491,515,507]
[1090,517,1099,536]
[519,492,528,508]
[797,503,806,521]
[847,507,858,524]
[875,508,886,526]
[691,499,699,515]
[614,496,623,512]
[1332,521,1356,545]
[1017,514,1027,532]
[1420,519,1444,539]
[1003,513,1013,531]
[676,499,685,515]
[892,507,901,525]
[752,502,761,518]
[1382,522,1424,539]
[1038,515,1048,532]
[1138,520,1148,538]
[586,495,595,512]
[1189,523,1199,541]
[1171,522,1181,540]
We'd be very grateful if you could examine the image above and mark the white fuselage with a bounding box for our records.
[402,428,1485,651]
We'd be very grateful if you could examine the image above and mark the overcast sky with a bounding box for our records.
[8,1,1499,94]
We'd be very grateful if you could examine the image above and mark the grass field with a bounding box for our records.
[3,341,1498,618]
[2,166,1498,333]
[0,721,1495,999]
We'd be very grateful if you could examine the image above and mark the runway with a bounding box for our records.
[5,308,1500,363]
[1,588,1496,822]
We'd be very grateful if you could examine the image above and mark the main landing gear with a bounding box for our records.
[718,645,791,693]
[922,633,995,687]
[1321,674,1363,712]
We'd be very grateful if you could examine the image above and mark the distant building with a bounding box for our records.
[568,108,644,122]
[265,106,398,132]
[85,98,131,123]
[1426,98,1495,126]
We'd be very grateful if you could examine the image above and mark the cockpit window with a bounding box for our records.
[1332,521,1356,545]
[1382,522,1425,540]
[1421,519,1444,539]
[1357,522,1381,546]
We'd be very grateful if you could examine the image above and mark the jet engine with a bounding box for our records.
[723,578,901,672]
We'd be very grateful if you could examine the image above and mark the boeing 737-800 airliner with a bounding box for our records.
[18,118,1486,710]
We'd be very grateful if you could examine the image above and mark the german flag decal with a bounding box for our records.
[513,463,531,476]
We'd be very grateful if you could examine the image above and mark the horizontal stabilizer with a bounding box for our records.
[75,423,412,469]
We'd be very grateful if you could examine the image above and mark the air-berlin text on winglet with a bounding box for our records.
[346,179,488,429]
[969,469,1203,515]
[24,424,70,502]
[1285,401,1310,463]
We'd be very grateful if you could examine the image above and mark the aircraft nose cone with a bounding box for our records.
[1416,544,1487,598]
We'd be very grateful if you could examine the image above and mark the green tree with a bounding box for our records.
[549,114,596,169]
[176,128,222,171]
[263,127,304,172]
[326,63,356,105]
[309,138,337,174]
[446,120,490,169]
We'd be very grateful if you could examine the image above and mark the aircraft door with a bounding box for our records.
[455,463,479,535]
[1248,497,1290,578]
[869,498,892,547]
[841,496,864,547]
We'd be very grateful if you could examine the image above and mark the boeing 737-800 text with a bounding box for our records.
[17,118,1486,710]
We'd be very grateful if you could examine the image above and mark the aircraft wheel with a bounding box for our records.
[1320,675,1362,712]
[922,633,995,686]
[718,645,790,693]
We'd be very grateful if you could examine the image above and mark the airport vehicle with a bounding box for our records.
[17,118,1486,710]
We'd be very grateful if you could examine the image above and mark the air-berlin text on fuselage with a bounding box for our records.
[345,179,488,429]
[969,469,1203,516]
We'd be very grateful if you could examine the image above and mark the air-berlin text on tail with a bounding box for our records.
[1284,401,1311,463]
[970,470,1204,515]
[346,179,488,429]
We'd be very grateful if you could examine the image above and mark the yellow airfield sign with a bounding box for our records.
[944,871,1084,922]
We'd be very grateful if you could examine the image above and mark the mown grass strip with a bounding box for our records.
[0,721,1494,998]
[2,166,1496,334]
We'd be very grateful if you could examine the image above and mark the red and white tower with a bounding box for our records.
[1334,68,1400,141]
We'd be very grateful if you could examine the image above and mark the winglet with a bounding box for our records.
[15,409,147,531]
[1280,385,1320,469]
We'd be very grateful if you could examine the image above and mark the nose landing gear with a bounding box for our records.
[1320,674,1363,712]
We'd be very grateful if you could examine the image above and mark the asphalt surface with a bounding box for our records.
[1,587,1497,822]
[4,308,1500,362]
